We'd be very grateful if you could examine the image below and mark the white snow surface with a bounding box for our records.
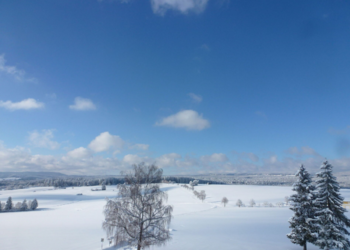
[1,184,350,250]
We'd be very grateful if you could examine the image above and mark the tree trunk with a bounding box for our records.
[138,222,143,250]
[303,242,307,250]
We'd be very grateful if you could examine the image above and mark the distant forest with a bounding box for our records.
[1,171,350,191]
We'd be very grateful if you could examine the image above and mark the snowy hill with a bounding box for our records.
[1,184,349,250]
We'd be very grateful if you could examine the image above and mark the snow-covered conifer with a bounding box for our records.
[5,197,13,211]
[21,199,28,211]
[313,161,350,250]
[287,165,317,250]
[31,199,38,210]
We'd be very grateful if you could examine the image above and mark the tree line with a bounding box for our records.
[0,197,38,212]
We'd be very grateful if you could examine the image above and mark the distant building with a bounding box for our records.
[343,201,350,208]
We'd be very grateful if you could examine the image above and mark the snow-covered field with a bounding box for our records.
[1,184,350,250]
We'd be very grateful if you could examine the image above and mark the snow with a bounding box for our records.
[1,184,350,250]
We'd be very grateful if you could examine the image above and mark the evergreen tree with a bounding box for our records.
[314,160,350,250]
[20,199,28,211]
[287,165,317,250]
[30,199,38,210]
[5,197,13,211]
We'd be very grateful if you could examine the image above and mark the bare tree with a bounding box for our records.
[285,196,290,205]
[221,197,228,207]
[199,190,206,202]
[249,199,256,207]
[236,199,243,207]
[102,163,173,250]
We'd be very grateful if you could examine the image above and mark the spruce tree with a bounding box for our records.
[5,197,13,211]
[314,160,350,250]
[287,165,317,250]
[30,199,38,210]
[20,199,28,211]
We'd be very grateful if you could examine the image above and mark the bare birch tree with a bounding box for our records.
[102,163,173,250]
[199,190,206,202]
[221,197,228,207]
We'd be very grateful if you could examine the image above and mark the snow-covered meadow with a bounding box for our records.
[1,184,350,250]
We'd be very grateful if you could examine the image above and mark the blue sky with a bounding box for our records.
[0,0,350,175]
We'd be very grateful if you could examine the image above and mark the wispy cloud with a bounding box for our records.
[98,0,131,2]
[285,146,320,157]
[0,54,37,82]
[129,144,150,150]
[200,153,228,162]
[156,110,210,130]
[0,98,44,111]
[151,0,209,15]
[28,129,60,150]
[188,93,203,103]
[69,97,96,111]
[328,126,350,135]
[255,111,267,119]
[199,44,210,51]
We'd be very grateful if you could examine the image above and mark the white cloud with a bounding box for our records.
[156,110,210,130]
[69,97,96,111]
[156,153,182,167]
[123,154,148,165]
[201,153,228,162]
[188,93,203,103]
[88,132,124,152]
[0,54,37,82]
[0,98,44,111]
[67,147,91,159]
[151,0,209,15]
[129,144,150,150]
[28,130,60,150]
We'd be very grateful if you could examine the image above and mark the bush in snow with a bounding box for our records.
[15,202,22,210]
[221,197,229,207]
[189,180,199,187]
[313,161,350,250]
[287,165,317,250]
[276,202,284,207]
[285,196,290,205]
[236,199,243,207]
[249,199,256,207]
